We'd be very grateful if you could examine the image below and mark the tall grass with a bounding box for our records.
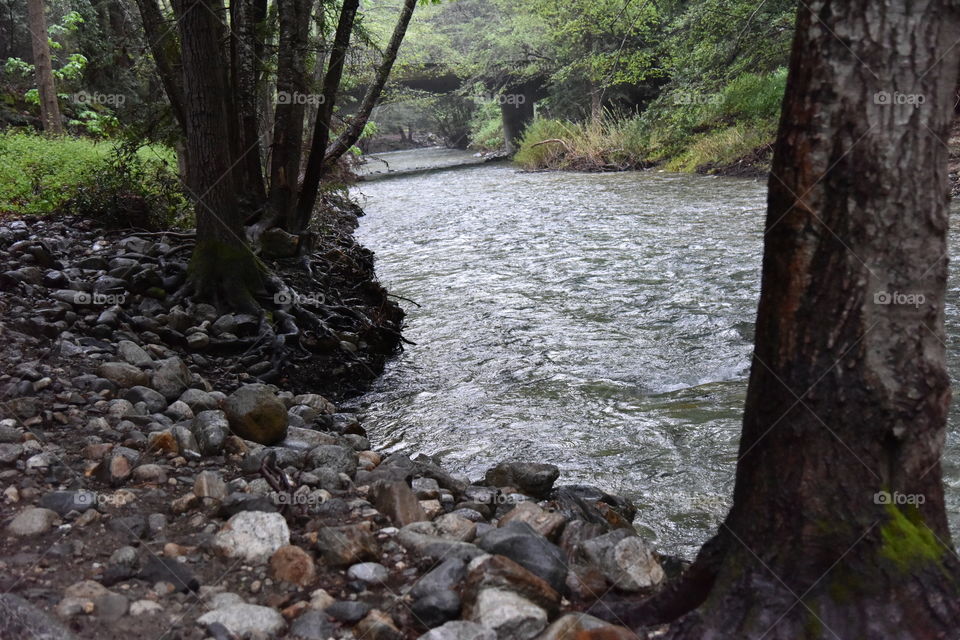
[514,68,787,174]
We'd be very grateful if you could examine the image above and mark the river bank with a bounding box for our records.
[0,205,665,639]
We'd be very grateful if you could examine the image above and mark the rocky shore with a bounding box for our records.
[0,209,672,640]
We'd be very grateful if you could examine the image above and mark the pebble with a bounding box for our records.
[6,507,60,536]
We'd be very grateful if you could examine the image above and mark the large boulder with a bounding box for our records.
[580,530,664,591]
[484,462,559,498]
[223,384,288,445]
[213,511,290,563]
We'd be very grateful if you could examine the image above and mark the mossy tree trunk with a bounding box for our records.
[173,0,263,312]
[27,0,62,134]
[655,2,960,638]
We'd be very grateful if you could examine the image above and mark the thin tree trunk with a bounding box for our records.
[27,0,62,134]
[294,0,360,232]
[134,0,187,134]
[323,0,417,165]
[230,0,267,207]
[268,0,314,230]
[649,2,960,638]
[173,0,262,311]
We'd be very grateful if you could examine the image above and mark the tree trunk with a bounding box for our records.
[323,0,417,166]
[173,0,262,311]
[502,85,535,153]
[295,0,360,232]
[268,0,314,230]
[134,0,187,134]
[230,0,268,207]
[27,0,62,134]
[654,2,960,638]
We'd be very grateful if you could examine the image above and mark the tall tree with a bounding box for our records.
[26,0,62,133]
[617,1,960,637]
[173,0,262,310]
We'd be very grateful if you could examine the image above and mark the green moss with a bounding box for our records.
[878,504,944,573]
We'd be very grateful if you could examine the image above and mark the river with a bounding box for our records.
[350,149,960,559]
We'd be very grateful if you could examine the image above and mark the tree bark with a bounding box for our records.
[295,0,360,232]
[323,0,417,166]
[268,0,314,230]
[134,0,187,134]
[173,0,262,311]
[230,0,268,207]
[653,2,960,638]
[27,0,62,134]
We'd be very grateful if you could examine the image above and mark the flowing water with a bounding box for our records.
[350,149,960,558]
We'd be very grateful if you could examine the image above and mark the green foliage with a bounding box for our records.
[0,132,189,229]
[467,100,504,151]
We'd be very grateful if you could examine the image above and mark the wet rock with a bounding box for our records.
[96,450,135,486]
[223,384,288,445]
[0,443,22,465]
[467,588,546,640]
[194,470,228,500]
[476,522,567,593]
[124,386,167,413]
[314,524,377,566]
[164,400,194,421]
[129,600,164,616]
[132,463,167,484]
[418,621,496,640]
[463,554,560,618]
[398,523,485,562]
[39,490,97,516]
[270,545,316,586]
[192,410,229,456]
[293,393,336,414]
[117,340,152,367]
[307,444,357,477]
[370,480,428,527]
[484,462,559,498]
[214,511,290,563]
[198,604,286,637]
[412,590,461,629]
[410,557,467,600]
[179,388,219,412]
[139,555,199,592]
[6,507,60,536]
[97,362,149,388]
[326,599,371,623]
[151,357,191,401]
[0,593,78,640]
[550,485,637,530]
[347,561,389,584]
[356,610,403,640]
[580,530,664,591]
[434,513,478,542]
[93,592,128,622]
[289,610,336,640]
[498,501,566,540]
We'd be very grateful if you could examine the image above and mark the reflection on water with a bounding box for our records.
[349,151,960,558]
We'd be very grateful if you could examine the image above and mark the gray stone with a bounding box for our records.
[0,593,78,640]
[467,589,546,640]
[581,530,664,591]
[213,511,290,563]
[325,600,371,623]
[370,480,428,527]
[40,491,97,516]
[197,604,286,637]
[347,562,389,584]
[124,386,167,414]
[307,444,357,477]
[476,522,567,593]
[314,524,377,567]
[194,470,228,500]
[93,592,128,622]
[418,621,496,640]
[398,523,485,562]
[412,590,461,629]
[192,410,229,456]
[484,462,559,498]
[97,362,149,388]
[410,557,467,600]
[117,340,152,367]
[179,388,219,412]
[7,507,60,536]
[150,357,191,401]
[290,610,336,640]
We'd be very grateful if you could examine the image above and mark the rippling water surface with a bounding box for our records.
[350,150,960,558]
